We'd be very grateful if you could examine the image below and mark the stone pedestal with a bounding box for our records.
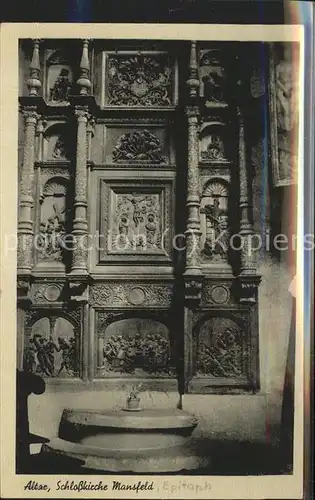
[41,408,207,472]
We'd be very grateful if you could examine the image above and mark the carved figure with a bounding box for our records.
[201,198,228,259]
[145,213,157,245]
[200,51,226,104]
[49,68,72,103]
[52,137,68,159]
[32,334,60,377]
[37,182,67,262]
[57,337,76,375]
[275,48,296,132]
[201,134,225,161]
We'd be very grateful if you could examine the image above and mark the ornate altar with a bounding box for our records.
[17,38,267,396]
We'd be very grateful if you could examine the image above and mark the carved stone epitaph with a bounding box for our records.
[107,53,173,106]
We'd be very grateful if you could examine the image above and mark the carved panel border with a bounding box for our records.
[90,282,174,308]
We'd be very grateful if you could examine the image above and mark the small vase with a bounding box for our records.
[126,397,140,410]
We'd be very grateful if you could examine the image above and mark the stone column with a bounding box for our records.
[70,106,89,275]
[17,107,39,274]
[184,41,202,279]
[184,106,202,276]
[237,106,256,275]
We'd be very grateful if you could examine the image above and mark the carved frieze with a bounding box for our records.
[106,52,173,107]
[90,283,174,308]
[30,283,64,303]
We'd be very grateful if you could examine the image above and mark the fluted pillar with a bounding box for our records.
[238,106,256,275]
[17,107,39,274]
[70,107,89,275]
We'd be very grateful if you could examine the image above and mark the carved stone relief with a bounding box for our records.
[100,181,172,261]
[195,316,247,378]
[112,130,167,163]
[30,283,64,303]
[200,180,229,263]
[199,124,228,163]
[269,43,299,186]
[23,316,79,378]
[46,51,73,105]
[43,125,71,161]
[199,50,227,106]
[106,52,173,106]
[201,283,231,305]
[90,283,174,307]
[97,318,174,376]
[37,178,68,263]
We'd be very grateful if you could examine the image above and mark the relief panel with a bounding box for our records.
[104,126,170,165]
[36,177,70,265]
[104,52,174,107]
[199,122,230,164]
[95,316,175,378]
[98,180,173,263]
[23,315,80,378]
[193,314,249,380]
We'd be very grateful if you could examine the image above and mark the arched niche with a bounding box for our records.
[199,49,227,104]
[200,178,230,261]
[46,50,73,105]
[37,176,69,263]
[101,317,172,377]
[43,123,72,161]
[23,316,78,378]
[199,122,228,162]
[193,314,247,379]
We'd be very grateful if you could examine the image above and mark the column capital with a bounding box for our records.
[21,105,40,123]
[185,105,200,119]
[74,105,89,121]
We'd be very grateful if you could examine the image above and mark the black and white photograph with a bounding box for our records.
[0,18,311,500]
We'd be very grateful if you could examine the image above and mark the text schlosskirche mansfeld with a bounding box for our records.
[56,480,154,492]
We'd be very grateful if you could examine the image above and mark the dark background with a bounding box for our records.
[1,0,289,24]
